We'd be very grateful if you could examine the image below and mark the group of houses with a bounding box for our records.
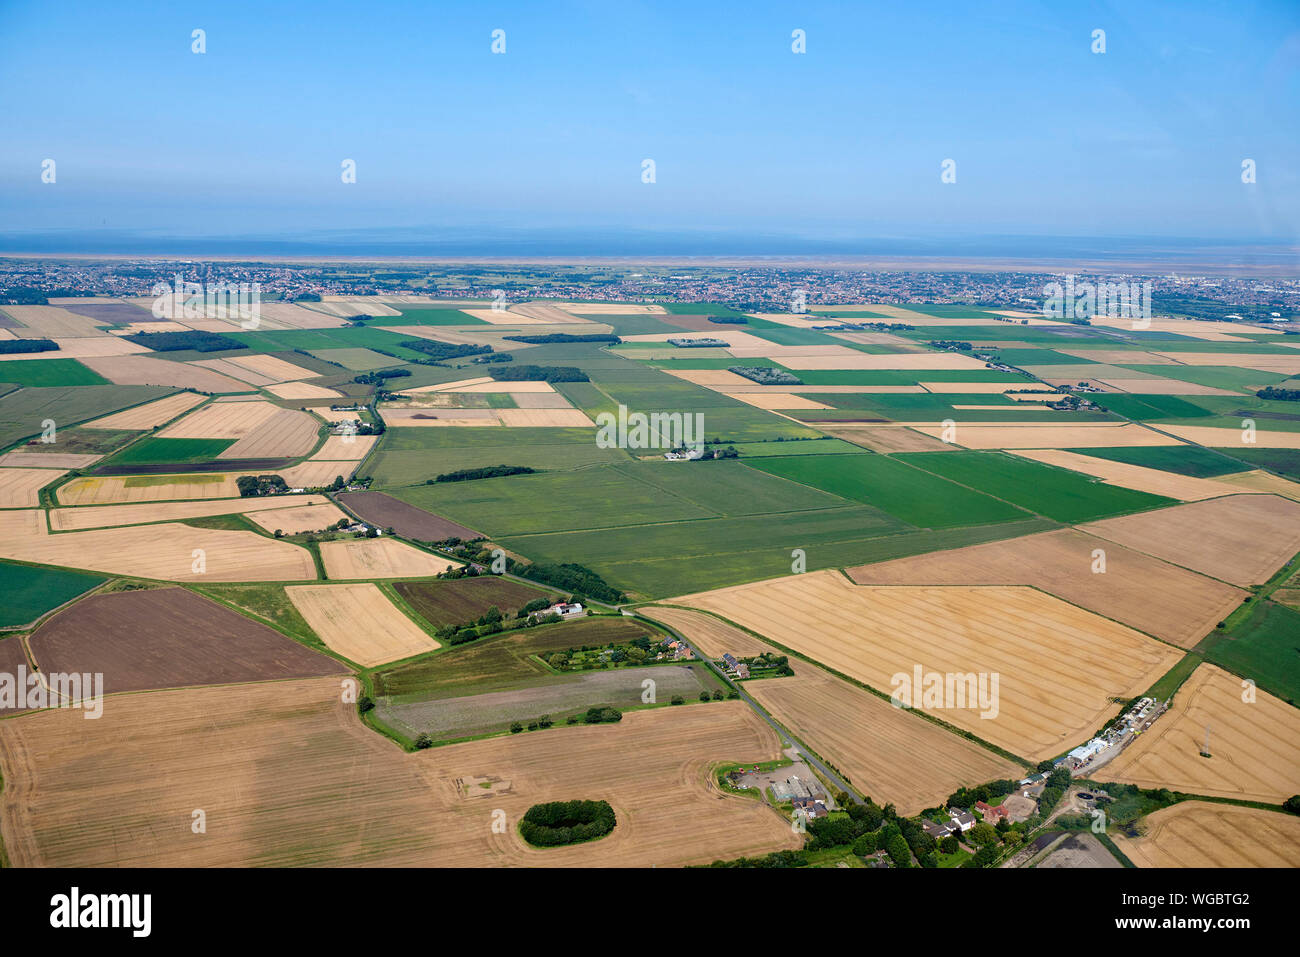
[719,653,750,679]
[1064,696,1164,773]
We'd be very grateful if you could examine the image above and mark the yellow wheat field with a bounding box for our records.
[0,523,316,581]
[319,538,460,579]
[158,400,282,439]
[911,422,1180,449]
[57,474,240,505]
[83,391,207,430]
[217,408,321,459]
[1010,449,1239,501]
[244,502,347,535]
[1093,664,1300,804]
[1113,803,1300,868]
[48,493,331,531]
[1080,494,1300,586]
[0,682,800,867]
[0,468,66,508]
[673,571,1183,761]
[746,667,1023,815]
[1158,424,1300,449]
[287,583,438,666]
[263,381,343,400]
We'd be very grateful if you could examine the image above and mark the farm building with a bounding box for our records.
[546,602,586,620]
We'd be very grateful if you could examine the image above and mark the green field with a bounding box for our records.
[0,385,173,450]
[367,426,631,486]
[192,583,322,646]
[1227,448,1300,480]
[391,460,850,536]
[103,436,236,466]
[0,358,109,387]
[1070,445,1252,477]
[1087,393,1214,420]
[0,561,107,627]
[1196,600,1300,706]
[371,616,656,698]
[897,450,1177,522]
[1118,365,1288,393]
[381,307,487,326]
[726,438,867,457]
[748,453,1030,528]
[307,347,403,371]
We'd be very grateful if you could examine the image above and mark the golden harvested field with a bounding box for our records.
[80,355,249,393]
[158,399,281,439]
[319,537,460,579]
[277,460,365,488]
[189,357,275,386]
[1011,449,1239,501]
[848,528,1243,648]
[496,408,595,427]
[1091,377,1237,395]
[664,369,757,388]
[456,380,556,394]
[1112,803,1300,868]
[1159,424,1300,449]
[310,434,377,461]
[401,376,494,393]
[287,583,438,666]
[0,451,98,469]
[0,510,45,541]
[555,302,666,315]
[58,473,240,504]
[1080,494,1300,586]
[0,523,315,581]
[1211,469,1300,501]
[1094,664,1300,804]
[746,667,1023,815]
[776,352,989,371]
[911,422,1179,449]
[217,408,320,459]
[673,571,1183,760]
[819,425,957,453]
[244,502,347,535]
[0,468,65,508]
[1088,317,1278,341]
[264,381,343,400]
[0,305,108,337]
[249,302,350,329]
[46,337,150,358]
[49,493,331,531]
[225,353,316,382]
[462,307,557,324]
[722,392,833,410]
[0,681,799,867]
[640,606,778,658]
[1151,352,1300,374]
[83,390,206,430]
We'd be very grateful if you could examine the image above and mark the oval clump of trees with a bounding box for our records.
[519,799,616,848]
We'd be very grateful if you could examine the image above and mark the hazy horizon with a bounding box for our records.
[2,0,1298,255]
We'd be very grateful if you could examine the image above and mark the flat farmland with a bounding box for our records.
[217,408,320,459]
[310,434,377,461]
[393,576,549,629]
[1067,445,1252,478]
[639,606,777,658]
[898,451,1176,522]
[0,637,32,715]
[746,453,1028,528]
[673,571,1183,761]
[80,355,250,393]
[0,680,799,866]
[0,560,106,629]
[27,588,344,694]
[372,617,655,699]
[379,663,719,741]
[0,384,174,449]
[0,523,316,581]
[158,399,282,439]
[1112,803,1300,868]
[58,473,240,504]
[367,427,630,485]
[338,491,481,541]
[48,493,331,531]
[1010,449,1241,501]
[1094,664,1300,803]
[909,422,1179,449]
[244,502,347,534]
[83,390,206,430]
[319,537,460,579]
[847,528,1245,647]
[0,467,65,507]
[1080,494,1300,586]
[745,666,1023,815]
[287,583,436,666]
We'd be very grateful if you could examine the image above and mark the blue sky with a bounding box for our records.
[1,0,1298,246]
